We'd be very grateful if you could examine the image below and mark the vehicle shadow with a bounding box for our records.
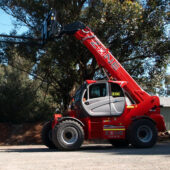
[81,142,170,155]
[1,142,170,155]
[0,147,53,153]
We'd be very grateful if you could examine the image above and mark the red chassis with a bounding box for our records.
[51,27,166,141]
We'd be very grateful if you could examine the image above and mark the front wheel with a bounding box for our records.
[128,119,158,148]
[52,120,84,151]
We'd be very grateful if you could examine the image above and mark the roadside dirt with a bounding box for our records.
[0,122,169,145]
[0,122,43,145]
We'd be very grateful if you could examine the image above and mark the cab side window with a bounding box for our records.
[89,83,107,99]
[111,83,124,97]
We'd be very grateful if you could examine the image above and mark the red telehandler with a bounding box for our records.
[41,10,166,150]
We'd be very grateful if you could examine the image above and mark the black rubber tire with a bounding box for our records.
[52,120,84,151]
[109,139,129,148]
[127,119,158,148]
[41,121,56,149]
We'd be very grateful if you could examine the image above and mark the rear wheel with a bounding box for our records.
[52,120,84,151]
[128,119,157,148]
[109,139,129,147]
[41,121,56,149]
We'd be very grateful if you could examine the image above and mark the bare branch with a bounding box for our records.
[0,34,40,40]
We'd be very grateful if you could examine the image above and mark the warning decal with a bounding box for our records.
[103,125,125,131]
[103,125,125,138]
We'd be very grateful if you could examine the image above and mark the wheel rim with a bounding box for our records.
[61,127,78,145]
[137,125,153,143]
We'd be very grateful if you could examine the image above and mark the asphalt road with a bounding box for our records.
[0,142,170,170]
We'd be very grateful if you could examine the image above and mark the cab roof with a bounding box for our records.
[85,80,127,87]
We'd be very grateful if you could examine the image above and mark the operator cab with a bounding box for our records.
[73,80,131,117]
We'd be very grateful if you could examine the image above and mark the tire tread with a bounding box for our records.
[52,120,84,151]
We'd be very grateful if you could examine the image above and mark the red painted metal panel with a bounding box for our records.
[51,26,166,141]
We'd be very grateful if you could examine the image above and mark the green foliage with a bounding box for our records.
[165,75,170,96]
[0,63,55,123]
[0,0,169,117]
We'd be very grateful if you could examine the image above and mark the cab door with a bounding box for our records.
[82,83,111,116]
[109,83,125,116]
